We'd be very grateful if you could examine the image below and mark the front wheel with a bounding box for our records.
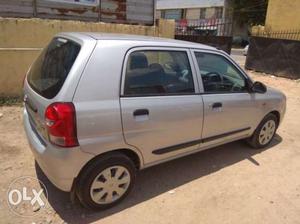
[76,153,136,210]
[247,113,278,149]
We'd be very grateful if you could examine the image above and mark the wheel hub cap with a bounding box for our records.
[258,120,276,145]
[90,165,131,204]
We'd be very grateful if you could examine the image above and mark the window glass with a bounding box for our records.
[194,52,247,93]
[200,8,206,19]
[164,9,183,20]
[28,38,81,99]
[124,50,195,96]
[215,7,223,19]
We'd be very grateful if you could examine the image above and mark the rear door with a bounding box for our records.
[120,47,204,165]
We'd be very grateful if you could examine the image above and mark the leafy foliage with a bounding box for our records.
[231,0,268,26]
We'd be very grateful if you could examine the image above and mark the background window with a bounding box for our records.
[215,7,223,19]
[163,9,183,20]
[200,8,206,19]
[194,52,247,93]
[124,50,195,96]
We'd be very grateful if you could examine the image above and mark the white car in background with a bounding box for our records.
[243,45,249,56]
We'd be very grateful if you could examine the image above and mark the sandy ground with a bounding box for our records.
[0,71,300,224]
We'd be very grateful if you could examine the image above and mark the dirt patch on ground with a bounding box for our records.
[0,72,300,224]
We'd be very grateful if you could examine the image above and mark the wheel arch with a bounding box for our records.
[76,148,142,180]
[71,148,142,198]
[269,110,280,124]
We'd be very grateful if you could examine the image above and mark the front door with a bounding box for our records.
[192,50,262,146]
[120,48,204,165]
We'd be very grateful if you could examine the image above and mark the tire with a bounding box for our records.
[247,113,278,149]
[76,152,136,210]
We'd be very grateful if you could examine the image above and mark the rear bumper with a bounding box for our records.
[23,109,94,192]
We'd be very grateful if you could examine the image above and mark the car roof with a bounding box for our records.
[59,32,217,51]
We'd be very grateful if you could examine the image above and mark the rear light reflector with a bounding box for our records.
[45,102,78,147]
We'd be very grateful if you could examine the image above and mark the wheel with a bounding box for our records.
[76,152,136,210]
[247,113,278,149]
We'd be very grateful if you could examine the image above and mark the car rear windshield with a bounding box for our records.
[27,37,81,99]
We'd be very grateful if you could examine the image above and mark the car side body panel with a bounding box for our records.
[72,37,286,170]
[72,40,145,166]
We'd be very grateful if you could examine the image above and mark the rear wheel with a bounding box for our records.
[76,153,136,210]
[247,113,278,149]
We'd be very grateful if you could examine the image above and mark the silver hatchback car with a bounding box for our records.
[23,33,286,209]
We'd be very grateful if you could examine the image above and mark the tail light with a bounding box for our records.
[45,102,78,147]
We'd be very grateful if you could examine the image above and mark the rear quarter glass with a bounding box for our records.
[27,37,81,99]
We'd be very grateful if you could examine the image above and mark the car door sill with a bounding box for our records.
[152,127,251,155]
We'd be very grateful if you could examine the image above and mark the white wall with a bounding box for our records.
[156,0,225,10]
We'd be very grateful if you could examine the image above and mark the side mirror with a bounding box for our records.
[251,81,267,94]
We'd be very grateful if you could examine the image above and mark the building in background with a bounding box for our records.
[156,0,232,36]
[47,0,98,5]
[0,0,155,25]
[156,0,228,21]
[251,0,300,41]
[265,0,300,31]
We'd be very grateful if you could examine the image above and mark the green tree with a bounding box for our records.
[231,0,268,26]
